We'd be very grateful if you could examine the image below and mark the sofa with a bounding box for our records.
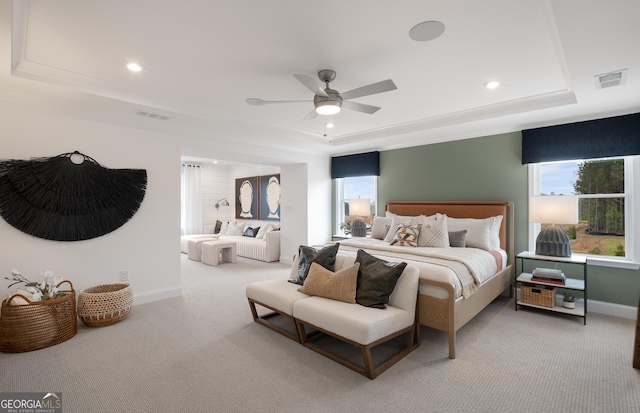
[246,250,420,379]
[192,220,280,263]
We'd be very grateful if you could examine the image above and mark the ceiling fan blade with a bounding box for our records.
[293,74,329,97]
[246,98,310,106]
[341,101,380,114]
[303,109,319,120]
[341,79,397,101]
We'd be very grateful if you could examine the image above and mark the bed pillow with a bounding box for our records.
[383,213,420,243]
[355,249,407,309]
[390,224,421,247]
[298,262,359,303]
[213,220,222,234]
[418,213,449,247]
[288,243,340,286]
[370,216,392,240]
[447,216,502,251]
[448,230,467,247]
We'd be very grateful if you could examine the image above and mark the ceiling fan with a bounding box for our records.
[245,70,397,120]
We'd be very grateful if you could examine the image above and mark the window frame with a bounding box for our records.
[528,155,640,269]
[334,176,378,235]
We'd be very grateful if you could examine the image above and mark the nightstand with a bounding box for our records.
[515,251,587,325]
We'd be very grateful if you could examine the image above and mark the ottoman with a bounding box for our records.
[201,240,237,266]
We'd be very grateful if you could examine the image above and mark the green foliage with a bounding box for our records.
[589,247,602,255]
[566,226,577,240]
[573,159,625,234]
[614,243,625,257]
[563,292,577,302]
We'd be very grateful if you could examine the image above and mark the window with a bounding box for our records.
[529,156,639,265]
[334,176,377,234]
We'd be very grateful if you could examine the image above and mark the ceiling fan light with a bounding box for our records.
[315,102,341,115]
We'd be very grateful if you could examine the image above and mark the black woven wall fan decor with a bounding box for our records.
[0,151,147,241]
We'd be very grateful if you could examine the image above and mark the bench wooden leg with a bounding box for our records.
[247,298,301,342]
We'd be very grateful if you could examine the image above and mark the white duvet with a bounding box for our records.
[329,238,501,299]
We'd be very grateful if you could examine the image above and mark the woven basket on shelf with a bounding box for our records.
[521,283,556,308]
[77,283,132,327]
[0,280,77,353]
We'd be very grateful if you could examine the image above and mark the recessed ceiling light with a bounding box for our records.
[127,62,142,72]
[409,21,445,42]
[484,80,501,89]
[326,122,334,129]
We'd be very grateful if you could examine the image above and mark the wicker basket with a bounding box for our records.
[0,280,77,353]
[521,283,556,308]
[77,283,132,327]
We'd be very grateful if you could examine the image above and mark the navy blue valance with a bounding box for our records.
[522,112,640,164]
[331,151,380,179]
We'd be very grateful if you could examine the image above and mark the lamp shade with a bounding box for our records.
[349,198,371,216]
[529,195,578,224]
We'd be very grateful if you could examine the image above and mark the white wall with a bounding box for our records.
[0,103,182,304]
[201,164,234,225]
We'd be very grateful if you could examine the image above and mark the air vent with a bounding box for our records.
[133,110,171,121]
[594,69,628,90]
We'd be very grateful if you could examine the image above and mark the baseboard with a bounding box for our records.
[133,285,183,306]
[280,255,294,266]
[587,299,637,320]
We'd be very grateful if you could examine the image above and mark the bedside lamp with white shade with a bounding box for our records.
[349,198,371,237]
[529,195,578,257]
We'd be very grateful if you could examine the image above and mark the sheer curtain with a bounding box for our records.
[181,164,203,235]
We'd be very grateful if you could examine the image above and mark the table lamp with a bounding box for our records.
[529,195,578,257]
[348,198,371,237]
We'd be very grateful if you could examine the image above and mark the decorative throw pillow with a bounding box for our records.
[390,224,421,247]
[418,213,450,247]
[225,221,245,235]
[448,230,467,247]
[214,220,222,234]
[370,216,392,240]
[298,262,360,303]
[255,223,272,239]
[383,213,420,243]
[355,249,407,309]
[288,243,340,286]
[243,226,260,237]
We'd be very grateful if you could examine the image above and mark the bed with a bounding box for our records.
[330,201,514,359]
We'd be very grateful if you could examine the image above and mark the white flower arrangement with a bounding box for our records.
[5,269,65,303]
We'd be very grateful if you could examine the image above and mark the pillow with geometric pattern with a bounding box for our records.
[390,224,421,247]
[418,213,450,247]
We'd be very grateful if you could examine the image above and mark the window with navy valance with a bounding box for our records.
[521,112,640,164]
[331,151,380,179]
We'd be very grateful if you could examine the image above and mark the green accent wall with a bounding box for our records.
[377,131,640,306]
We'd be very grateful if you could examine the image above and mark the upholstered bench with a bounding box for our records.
[201,240,237,266]
[246,249,420,379]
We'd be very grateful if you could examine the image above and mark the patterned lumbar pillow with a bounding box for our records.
[298,262,359,303]
[390,224,421,247]
[288,243,340,285]
[418,213,450,247]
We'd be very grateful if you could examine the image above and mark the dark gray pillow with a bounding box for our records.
[214,220,222,234]
[288,243,340,286]
[355,249,407,309]
[449,230,467,247]
[243,227,260,237]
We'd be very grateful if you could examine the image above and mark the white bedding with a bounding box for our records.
[329,238,505,300]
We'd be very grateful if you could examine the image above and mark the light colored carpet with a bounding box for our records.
[1,254,639,413]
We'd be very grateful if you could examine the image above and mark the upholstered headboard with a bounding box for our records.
[386,201,513,254]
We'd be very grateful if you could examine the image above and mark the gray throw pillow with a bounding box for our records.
[288,243,340,286]
[243,227,260,237]
[355,249,407,309]
[449,230,467,247]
